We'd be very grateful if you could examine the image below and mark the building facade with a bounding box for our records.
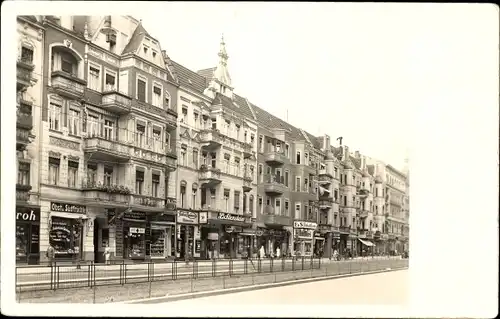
[14,14,410,263]
[35,15,178,264]
[16,16,45,264]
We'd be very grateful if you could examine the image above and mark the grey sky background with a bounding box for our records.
[135,2,427,169]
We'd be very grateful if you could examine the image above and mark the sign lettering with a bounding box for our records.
[177,211,199,224]
[217,212,245,223]
[16,208,40,222]
[293,221,318,230]
[50,202,86,214]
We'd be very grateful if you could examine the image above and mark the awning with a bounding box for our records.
[358,238,375,247]
[50,212,88,220]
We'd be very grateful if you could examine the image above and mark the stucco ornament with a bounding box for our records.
[63,39,72,48]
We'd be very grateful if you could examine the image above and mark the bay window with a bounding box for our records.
[104,166,113,186]
[105,72,116,91]
[104,120,114,140]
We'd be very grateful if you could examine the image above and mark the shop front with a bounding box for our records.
[149,213,176,260]
[16,206,40,264]
[176,210,199,260]
[240,228,258,258]
[111,210,147,260]
[292,221,317,257]
[313,231,326,257]
[200,211,251,259]
[48,202,89,262]
[257,228,288,258]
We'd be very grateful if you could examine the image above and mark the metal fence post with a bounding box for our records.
[282,257,285,272]
[229,259,233,277]
[244,258,248,275]
[270,257,274,273]
[292,257,295,271]
[56,265,60,289]
[212,258,216,277]
[348,260,351,274]
[301,257,305,271]
[258,258,262,273]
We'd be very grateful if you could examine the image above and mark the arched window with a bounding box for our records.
[164,90,171,110]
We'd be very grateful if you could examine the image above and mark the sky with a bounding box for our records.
[134,2,423,169]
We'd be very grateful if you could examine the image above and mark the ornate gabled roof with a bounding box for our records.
[212,93,255,121]
[122,22,149,55]
[170,60,209,94]
[350,156,362,170]
[367,164,375,176]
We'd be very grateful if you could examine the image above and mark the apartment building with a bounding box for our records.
[169,36,259,260]
[16,16,44,264]
[37,16,178,264]
[384,164,408,253]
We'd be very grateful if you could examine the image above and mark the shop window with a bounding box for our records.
[17,162,30,186]
[135,170,144,195]
[152,174,160,197]
[48,157,60,185]
[67,160,79,188]
[49,217,82,256]
[125,226,145,258]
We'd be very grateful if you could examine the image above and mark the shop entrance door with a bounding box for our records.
[93,221,99,262]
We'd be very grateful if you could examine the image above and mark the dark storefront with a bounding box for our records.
[176,210,199,260]
[16,206,40,264]
[48,202,87,261]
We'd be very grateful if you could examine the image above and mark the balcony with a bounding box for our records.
[358,209,369,218]
[356,187,369,198]
[358,230,374,239]
[101,91,132,114]
[131,100,177,129]
[318,173,333,186]
[130,194,165,212]
[17,57,36,91]
[262,206,291,226]
[199,166,222,188]
[16,184,31,203]
[242,142,254,159]
[318,200,332,210]
[16,127,31,151]
[165,197,177,212]
[243,179,253,192]
[199,129,223,150]
[131,134,177,170]
[263,175,286,195]
[17,99,33,130]
[82,182,131,207]
[264,150,287,166]
[339,226,350,234]
[51,71,86,100]
[83,136,131,163]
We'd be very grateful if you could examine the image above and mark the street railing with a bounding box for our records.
[16,257,408,303]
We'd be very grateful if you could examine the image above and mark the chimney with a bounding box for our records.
[343,145,349,161]
[322,134,331,152]
[355,151,360,159]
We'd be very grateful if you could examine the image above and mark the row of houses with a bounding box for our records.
[15,15,409,264]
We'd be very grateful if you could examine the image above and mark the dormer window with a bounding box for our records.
[143,46,149,54]
[152,51,157,59]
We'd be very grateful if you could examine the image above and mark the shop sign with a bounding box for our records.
[16,207,40,222]
[177,211,198,224]
[129,227,145,234]
[293,221,317,230]
[50,202,86,214]
[225,226,242,233]
[294,228,314,239]
[199,212,208,224]
[255,229,264,236]
[241,228,256,235]
[123,211,147,221]
[217,212,245,223]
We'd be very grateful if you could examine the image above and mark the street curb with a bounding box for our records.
[121,267,409,304]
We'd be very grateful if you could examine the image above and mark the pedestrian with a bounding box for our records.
[46,243,55,267]
[104,244,111,265]
[259,245,265,259]
[276,247,281,258]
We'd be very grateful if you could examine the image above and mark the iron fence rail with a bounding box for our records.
[16,258,409,304]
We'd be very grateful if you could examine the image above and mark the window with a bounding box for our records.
[334,167,338,179]
[275,199,281,214]
[304,178,308,192]
[192,187,197,209]
[295,176,301,192]
[258,196,263,213]
[153,85,162,107]
[61,56,74,74]
[89,65,101,91]
[284,171,289,187]
[210,152,216,168]
[87,164,97,186]
[296,151,301,164]
[165,93,171,109]
[152,174,160,197]
[152,51,157,59]
[180,149,186,166]
[234,157,240,176]
[259,135,264,152]
[295,204,301,219]
[211,117,217,129]
[194,112,199,127]
[285,200,289,216]
[334,189,338,202]
[88,115,99,137]
[20,46,34,63]
[104,120,114,140]
[48,157,60,185]
[224,189,230,212]
[223,153,230,174]
[250,133,255,145]
[104,166,113,186]
[135,170,144,195]
[137,78,146,102]
[143,46,148,54]
[182,107,188,123]
[136,123,146,147]
[68,109,80,135]
[180,184,186,208]
[276,141,282,152]
[258,164,263,182]
[235,124,240,140]
[343,196,347,206]
[105,72,116,91]
[67,161,79,188]
[49,102,62,131]
[192,149,199,168]
[304,152,309,165]
[234,191,240,213]
[285,144,289,157]
[249,195,254,214]
[17,162,30,185]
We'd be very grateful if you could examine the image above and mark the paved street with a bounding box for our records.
[155,269,409,307]
[16,257,402,289]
